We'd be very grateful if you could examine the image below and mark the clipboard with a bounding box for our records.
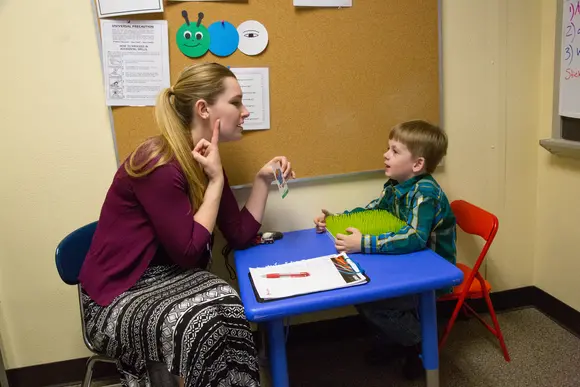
[248,253,370,302]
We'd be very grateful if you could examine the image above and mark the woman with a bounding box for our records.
[79,63,294,387]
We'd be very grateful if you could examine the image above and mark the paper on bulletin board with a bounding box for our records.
[100,20,170,107]
[229,68,271,130]
[96,0,163,18]
[293,0,352,6]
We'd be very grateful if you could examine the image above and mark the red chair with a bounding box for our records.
[438,200,510,361]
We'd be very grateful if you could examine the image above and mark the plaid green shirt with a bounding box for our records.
[344,174,457,278]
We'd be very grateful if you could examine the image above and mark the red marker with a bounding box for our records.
[265,272,310,278]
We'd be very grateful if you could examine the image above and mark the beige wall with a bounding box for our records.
[0,0,575,370]
[535,1,580,312]
[0,0,117,367]
[435,0,540,291]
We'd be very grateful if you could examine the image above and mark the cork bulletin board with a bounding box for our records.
[102,0,440,186]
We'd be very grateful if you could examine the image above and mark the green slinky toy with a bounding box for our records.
[325,209,406,238]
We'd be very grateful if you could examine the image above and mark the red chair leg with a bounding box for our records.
[461,304,471,318]
[483,287,510,362]
[439,293,468,350]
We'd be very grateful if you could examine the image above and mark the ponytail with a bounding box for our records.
[125,63,234,212]
[125,88,207,212]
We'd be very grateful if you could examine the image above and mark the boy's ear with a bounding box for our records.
[412,157,426,173]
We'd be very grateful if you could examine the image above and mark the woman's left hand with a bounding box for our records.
[257,156,296,184]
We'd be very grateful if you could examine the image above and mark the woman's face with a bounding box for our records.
[209,77,250,142]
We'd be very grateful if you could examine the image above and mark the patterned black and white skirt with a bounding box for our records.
[81,265,260,387]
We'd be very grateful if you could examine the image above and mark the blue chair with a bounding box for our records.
[55,222,119,387]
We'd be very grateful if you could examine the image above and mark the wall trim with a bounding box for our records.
[7,286,579,387]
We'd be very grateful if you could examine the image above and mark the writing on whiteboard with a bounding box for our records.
[565,68,580,80]
[569,1,580,21]
[560,1,580,118]
[564,0,580,77]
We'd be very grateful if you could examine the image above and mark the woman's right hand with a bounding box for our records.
[314,209,332,233]
[192,119,223,181]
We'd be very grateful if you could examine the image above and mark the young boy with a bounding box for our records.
[314,120,456,379]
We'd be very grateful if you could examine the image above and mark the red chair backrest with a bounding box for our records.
[451,200,498,274]
[451,200,498,242]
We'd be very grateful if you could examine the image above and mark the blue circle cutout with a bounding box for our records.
[208,21,239,57]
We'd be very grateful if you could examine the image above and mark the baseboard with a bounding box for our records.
[532,287,580,337]
[7,285,580,386]
[437,285,538,316]
[6,357,117,387]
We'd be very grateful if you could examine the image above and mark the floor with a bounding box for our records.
[63,307,580,387]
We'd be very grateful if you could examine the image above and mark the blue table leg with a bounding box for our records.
[266,319,289,387]
[420,290,439,387]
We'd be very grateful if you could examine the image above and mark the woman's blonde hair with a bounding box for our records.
[125,63,236,211]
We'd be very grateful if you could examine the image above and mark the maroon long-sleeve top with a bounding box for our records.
[79,159,260,306]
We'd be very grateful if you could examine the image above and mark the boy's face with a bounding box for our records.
[383,140,425,182]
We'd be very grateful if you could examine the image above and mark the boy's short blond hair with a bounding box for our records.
[389,120,447,173]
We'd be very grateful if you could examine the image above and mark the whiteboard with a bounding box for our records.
[560,0,580,118]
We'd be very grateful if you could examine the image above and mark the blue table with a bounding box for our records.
[234,229,463,387]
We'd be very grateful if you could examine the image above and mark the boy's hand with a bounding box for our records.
[335,227,362,253]
[313,209,332,233]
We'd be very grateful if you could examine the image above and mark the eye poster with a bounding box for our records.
[237,20,269,56]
